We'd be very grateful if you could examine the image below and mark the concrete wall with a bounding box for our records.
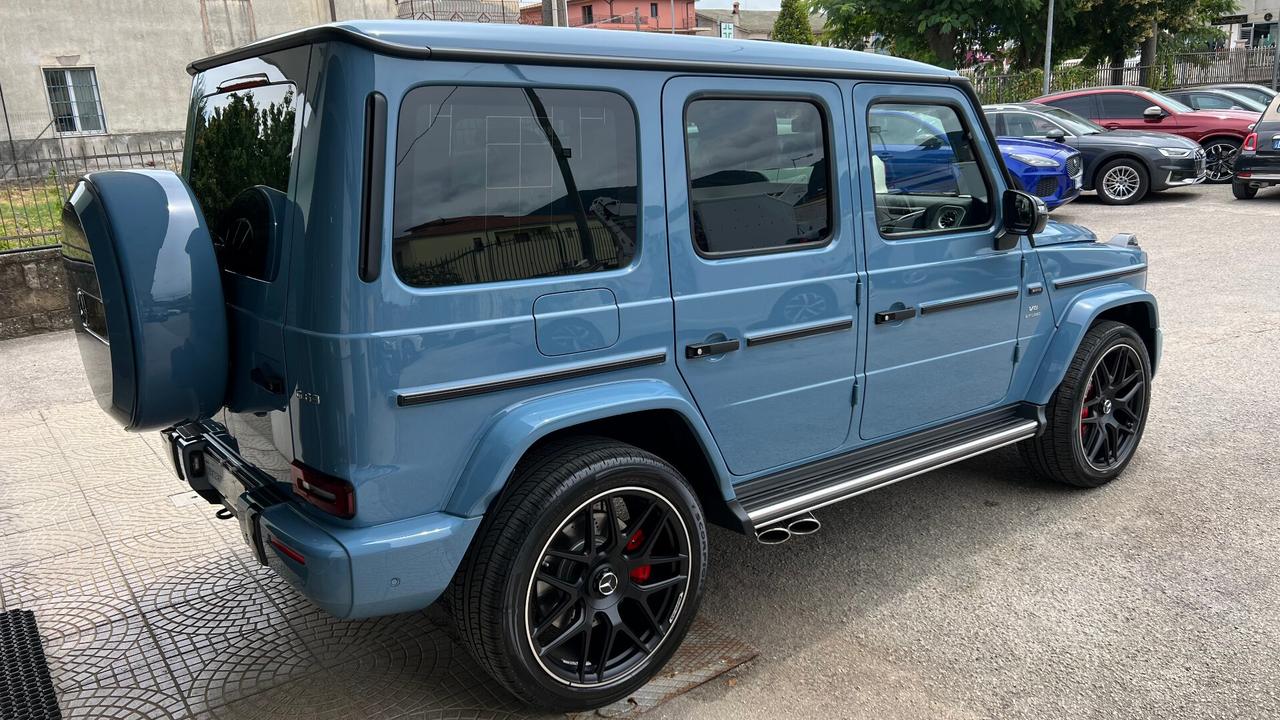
[0,0,396,142]
[0,248,71,340]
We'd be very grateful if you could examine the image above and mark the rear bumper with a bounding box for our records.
[1235,154,1280,185]
[162,420,479,619]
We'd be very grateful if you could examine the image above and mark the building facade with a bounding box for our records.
[0,0,399,167]
[695,2,825,42]
[1219,1,1280,47]
[519,0,699,33]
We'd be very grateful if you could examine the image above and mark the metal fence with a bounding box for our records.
[1,139,182,251]
[968,48,1280,104]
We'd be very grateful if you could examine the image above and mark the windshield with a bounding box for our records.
[1146,91,1193,113]
[1037,106,1106,135]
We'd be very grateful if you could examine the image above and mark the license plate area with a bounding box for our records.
[1272,138,1280,150]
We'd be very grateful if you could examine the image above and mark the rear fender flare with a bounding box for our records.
[443,379,733,519]
[1028,286,1159,405]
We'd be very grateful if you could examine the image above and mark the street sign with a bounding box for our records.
[1212,14,1249,25]
[720,21,734,39]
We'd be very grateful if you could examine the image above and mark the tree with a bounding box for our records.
[773,0,816,45]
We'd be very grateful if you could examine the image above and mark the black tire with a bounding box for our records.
[1202,138,1242,183]
[1094,158,1149,205]
[1232,181,1258,200]
[1020,321,1152,488]
[449,437,708,711]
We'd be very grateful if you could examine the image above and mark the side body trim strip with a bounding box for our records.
[744,318,854,347]
[396,351,668,407]
[1053,264,1148,290]
[918,287,1020,315]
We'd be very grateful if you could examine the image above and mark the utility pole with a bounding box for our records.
[1042,0,1055,95]
[670,0,675,33]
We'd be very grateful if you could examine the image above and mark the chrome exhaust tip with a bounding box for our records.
[786,513,821,536]
[755,525,792,545]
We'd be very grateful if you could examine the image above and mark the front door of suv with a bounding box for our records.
[853,83,1023,440]
[663,77,860,476]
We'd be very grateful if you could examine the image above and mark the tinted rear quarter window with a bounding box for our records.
[392,86,639,288]
[188,82,297,281]
[684,98,831,256]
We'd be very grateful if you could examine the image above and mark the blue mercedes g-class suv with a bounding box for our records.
[59,22,1159,711]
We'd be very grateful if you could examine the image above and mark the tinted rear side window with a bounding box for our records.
[188,82,297,281]
[392,86,639,288]
[1045,95,1097,118]
[684,98,831,256]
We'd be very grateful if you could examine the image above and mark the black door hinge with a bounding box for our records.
[851,381,859,406]
[1012,342,1021,364]
[855,277,863,306]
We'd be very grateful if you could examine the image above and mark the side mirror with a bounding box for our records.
[999,188,1048,249]
[1045,128,1067,142]
[1143,105,1166,121]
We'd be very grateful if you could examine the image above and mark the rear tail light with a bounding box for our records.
[291,461,356,519]
[267,535,307,565]
[1243,133,1258,152]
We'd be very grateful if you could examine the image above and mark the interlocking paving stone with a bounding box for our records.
[0,464,81,510]
[0,424,61,464]
[0,493,97,538]
[0,520,108,571]
[1,548,135,641]
[1,332,760,719]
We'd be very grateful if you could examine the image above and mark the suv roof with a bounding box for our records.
[189,20,952,80]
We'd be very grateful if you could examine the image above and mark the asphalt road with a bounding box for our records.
[655,184,1280,720]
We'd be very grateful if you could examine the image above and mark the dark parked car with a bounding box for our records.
[985,102,1205,204]
[1165,87,1267,113]
[1204,83,1278,107]
[1232,92,1280,199]
[1034,86,1257,182]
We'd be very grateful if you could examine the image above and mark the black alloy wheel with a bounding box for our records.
[1020,321,1152,487]
[1076,344,1146,472]
[1203,139,1241,182]
[449,437,707,711]
[527,487,691,686]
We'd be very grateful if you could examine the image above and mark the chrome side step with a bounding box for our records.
[745,419,1039,528]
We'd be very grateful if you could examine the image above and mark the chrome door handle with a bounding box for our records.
[685,339,740,359]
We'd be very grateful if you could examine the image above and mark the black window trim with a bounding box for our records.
[389,81,643,291]
[865,95,998,242]
[681,91,837,260]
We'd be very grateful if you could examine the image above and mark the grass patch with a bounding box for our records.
[0,180,66,251]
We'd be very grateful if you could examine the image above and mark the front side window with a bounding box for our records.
[1001,112,1062,138]
[393,86,638,288]
[868,103,992,236]
[1191,92,1236,110]
[188,82,298,281]
[684,98,831,255]
[43,68,105,134]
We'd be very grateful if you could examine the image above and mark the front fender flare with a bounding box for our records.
[1028,285,1160,405]
[443,379,733,519]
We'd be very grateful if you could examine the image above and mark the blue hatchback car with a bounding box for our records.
[59,22,1159,711]
[998,136,1084,209]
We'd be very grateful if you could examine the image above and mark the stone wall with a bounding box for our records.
[0,248,71,340]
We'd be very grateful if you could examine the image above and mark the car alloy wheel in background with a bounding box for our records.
[1095,159,1148,205]
[1203,140,1241,182]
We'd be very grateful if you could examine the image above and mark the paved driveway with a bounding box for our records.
[2,183,1277,719]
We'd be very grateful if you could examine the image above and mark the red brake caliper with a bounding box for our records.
[626,529,651,583]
